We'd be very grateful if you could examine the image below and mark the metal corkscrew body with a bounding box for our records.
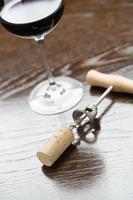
[72,85,113,129]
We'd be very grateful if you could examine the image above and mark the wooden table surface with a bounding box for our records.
[0,0,133,200]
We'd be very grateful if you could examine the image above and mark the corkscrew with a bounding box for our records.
[71,85,113,129]
[37,86,113,167]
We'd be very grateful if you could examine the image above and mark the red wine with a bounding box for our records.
[0,0,64,38]
[0,0,4,10]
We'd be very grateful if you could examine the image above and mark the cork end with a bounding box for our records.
[36,151,53,167]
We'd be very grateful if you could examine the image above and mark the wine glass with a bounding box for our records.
[0,0,84,115]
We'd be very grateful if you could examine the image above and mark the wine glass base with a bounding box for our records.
[28,76,84,115]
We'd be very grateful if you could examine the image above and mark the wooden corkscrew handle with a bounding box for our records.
[86,70,133,94]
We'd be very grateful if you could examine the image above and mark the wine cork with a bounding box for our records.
[86,70,133,94]
[36,127,74,167]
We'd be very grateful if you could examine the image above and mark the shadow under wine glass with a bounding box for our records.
[0,0,84,115]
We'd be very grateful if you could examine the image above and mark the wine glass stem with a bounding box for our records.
[37,38,56,86]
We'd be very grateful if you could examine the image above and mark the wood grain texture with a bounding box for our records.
[0,0,133,200]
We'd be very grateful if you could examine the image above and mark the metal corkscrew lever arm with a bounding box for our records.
[72,85,113,128]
